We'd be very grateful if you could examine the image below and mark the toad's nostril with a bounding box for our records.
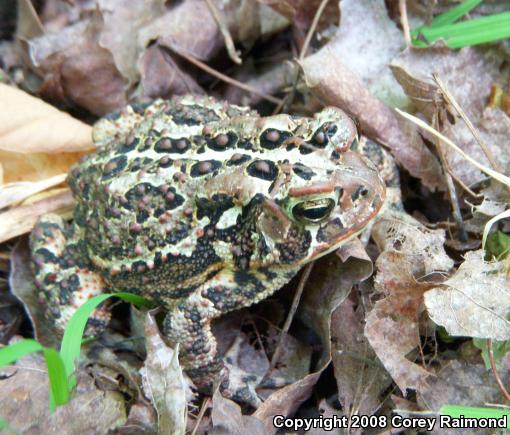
[351,185,369,201]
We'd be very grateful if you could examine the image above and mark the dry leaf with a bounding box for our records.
[28,20,127,115]
[365,251,436,394]
[464,182,510,235]
[0,83,92,154]
[364,207,453,394]
[301,239,374,368]
[211,391,266,434]
[0,150,82,185]
[0,173,66,209]
[140,312,188,435]
[222,333,267,407]
[424,250,510,340]
[140,44,204,99]
[328,0,408,107]
[97,0,166,87]
[371,213,454,277]
[418,361,510,416]
[263,332,312,388]
[120,402,158,435]
[0,189,73,244]
[0,351,126,434]
[331,298,391,418]
[253,371,323,434]
[391,47,510,186]
[138,0,224,62]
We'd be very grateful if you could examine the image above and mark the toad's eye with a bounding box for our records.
[292,198,335,224]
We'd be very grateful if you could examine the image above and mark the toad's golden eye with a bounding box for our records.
[292,198,335,224]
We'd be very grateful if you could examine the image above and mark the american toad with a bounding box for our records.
[30,95,385,404]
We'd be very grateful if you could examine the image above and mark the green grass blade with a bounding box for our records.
[431,0,483,27]
[59,292,151,388]
[419,12,510,38]
[0,339,69,409]
[444,22,510,48]
[440,405,510,428]
[42,347,69,410]
[413,12,510,48]
[0,339,44,365]
[0,417,18,435]
[411,0,483,38]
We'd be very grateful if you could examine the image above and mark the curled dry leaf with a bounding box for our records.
[0,352,126,434]
[211,391,266,434]
[0,189,73,244]
[424,250,510,341]
[138,0,231,62]
[253,371,323,435]
[28,20,127,115]
[299,20,443,190]
[97,0,166,87]
[140,312,188,435]
[0,173,66,209]
[391,47,510,187]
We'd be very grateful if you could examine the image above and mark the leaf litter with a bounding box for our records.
[1,0,510,433]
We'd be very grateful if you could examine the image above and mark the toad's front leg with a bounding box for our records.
[30,214,111,336]
[163,267,298,406]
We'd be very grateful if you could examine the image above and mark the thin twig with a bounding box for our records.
[299,0,330,61]
[173,48,283,105]
[487,338,510,402]
[432,112,468,241]
[204,0,242,65]
[399,0,412,46]
[190,397,210,435]
[445,166,482,198]
[395,109,510,186]
[433,74,503,173]
[270,262,314,369]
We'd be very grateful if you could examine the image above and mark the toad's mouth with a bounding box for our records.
[305,189,386,262]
